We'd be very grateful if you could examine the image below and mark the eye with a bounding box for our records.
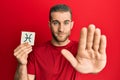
[51,21,59,26]
[53,21,59,25]
[64,21,70,25]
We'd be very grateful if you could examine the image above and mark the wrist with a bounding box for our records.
[18,63,27,68]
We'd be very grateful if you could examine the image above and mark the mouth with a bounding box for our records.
[57,33,65,37]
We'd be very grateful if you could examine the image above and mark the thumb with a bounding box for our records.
[61,49,78,68]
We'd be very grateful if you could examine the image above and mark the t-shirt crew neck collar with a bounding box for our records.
[49,40,72,49]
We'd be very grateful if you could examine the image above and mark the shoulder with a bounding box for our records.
[66,40,78,55]
[69,40,78,47]
[71,40,78,45]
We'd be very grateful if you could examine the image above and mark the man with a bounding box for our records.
[14,4,107,80]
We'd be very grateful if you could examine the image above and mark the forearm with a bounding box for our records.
[14,64,28,80]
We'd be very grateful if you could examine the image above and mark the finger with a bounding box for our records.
[86,24,95,49]
[14,43,31,53]
[79,27,87,51]
[19,48,32,58]
[15,48,32,64]
[14,44,31,56]
[93,28,101,51]
[15,47,32,59]
[26,47,32,55]
[14,43,25,52]
[14,45,32,57]
[61,49,78,68]
[99,35,107,54]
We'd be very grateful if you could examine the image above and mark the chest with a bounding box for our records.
[36,48,71,73]
[34,45,77,79]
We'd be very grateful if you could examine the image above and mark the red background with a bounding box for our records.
[0,0,120,80]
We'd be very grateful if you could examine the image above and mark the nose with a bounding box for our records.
[58,24,64,32]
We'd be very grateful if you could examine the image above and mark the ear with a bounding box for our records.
[70,21,74,29]
[48,21,51,27]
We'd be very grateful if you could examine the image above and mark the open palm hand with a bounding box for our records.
[61,24,107,73]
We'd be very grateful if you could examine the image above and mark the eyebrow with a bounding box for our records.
[51,20,71,22]
[51,20,59,22]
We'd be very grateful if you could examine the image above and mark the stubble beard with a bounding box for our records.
[52,32,70,42]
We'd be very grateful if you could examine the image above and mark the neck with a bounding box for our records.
[51,39,70,46]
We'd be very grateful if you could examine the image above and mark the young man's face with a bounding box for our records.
[49,11,74,42]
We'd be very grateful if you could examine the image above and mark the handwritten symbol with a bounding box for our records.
[24,33,32,42]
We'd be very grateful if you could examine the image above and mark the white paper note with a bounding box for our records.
[21,31,35,45]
